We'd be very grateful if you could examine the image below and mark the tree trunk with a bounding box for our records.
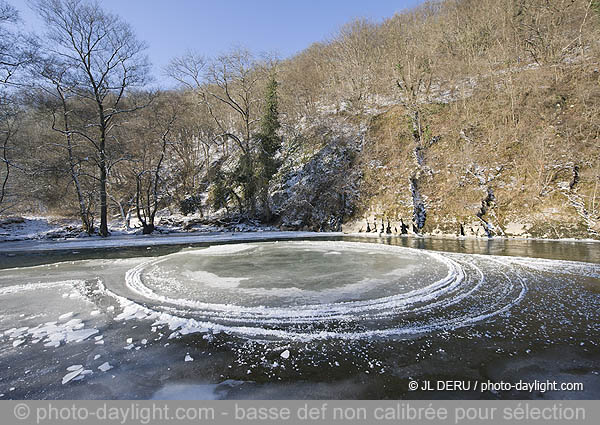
[1,130,11,208]
[99,124,109,237]
[62,99,93,235]
[142,223,155,234]
[261,191,272,223]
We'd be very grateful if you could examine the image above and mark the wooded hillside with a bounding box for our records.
[1,0,599,238]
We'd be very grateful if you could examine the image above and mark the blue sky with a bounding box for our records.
[11,0,423,85]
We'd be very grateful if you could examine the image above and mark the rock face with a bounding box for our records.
[503,222,532,238]
[271,126,363,231]
[262,66,600,241]
[342,218,419,235]
[266,102,599,239]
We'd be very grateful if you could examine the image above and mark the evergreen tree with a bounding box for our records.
[210,167,241,214]
[234,152,257,214]
[256,72,282,221]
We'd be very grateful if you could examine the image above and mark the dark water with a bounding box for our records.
[0,234,599,400]
[344,235,600,263]
[1,234,598,270]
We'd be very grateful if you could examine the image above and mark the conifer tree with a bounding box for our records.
[256,72,282,221]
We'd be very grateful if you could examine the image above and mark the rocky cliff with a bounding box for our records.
[272,65,600,240]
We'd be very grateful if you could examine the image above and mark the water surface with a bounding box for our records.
[0,234,598,399]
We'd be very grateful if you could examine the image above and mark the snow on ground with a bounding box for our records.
[0,213,277,242]
[0,217,82,242]
[0,214,337,253]
[0,216,140,242]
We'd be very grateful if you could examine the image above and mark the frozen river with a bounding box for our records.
[0,234,599,399]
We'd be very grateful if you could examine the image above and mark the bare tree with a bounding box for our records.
[167,48,263,215]
[203,49,260,155]
[331,18,382,108]
[165,52,220,204]
[128,93,177,234]
[0,104,18,212]
[164,50,207,90]
[34,57,96,232]
[278,43,328,119]
[203,49,262,214]
[513,0,581,65]
[31,0,150,236]
[0,1,32,86]
[0,1,34,214]
[170,110,219,205]
[394,36,437,233]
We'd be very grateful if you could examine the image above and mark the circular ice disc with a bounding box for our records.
[114,241,527,340]
[139,242,449,307]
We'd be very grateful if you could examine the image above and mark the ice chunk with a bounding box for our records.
[66,365,84,371]
[66,328,98,343]
[64,319,84,329]
[98,362,113,372]
[184,354,194,362]
[58,312,74,321]
[280,350,290,359]
[6,327,28,338]
[62,369,83,384]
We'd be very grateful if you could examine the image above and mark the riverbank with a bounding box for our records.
[0,230,340,253]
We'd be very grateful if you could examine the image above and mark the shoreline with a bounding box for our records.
[343,231,600,244]
[0,231,342,253]
[0,228,598,255]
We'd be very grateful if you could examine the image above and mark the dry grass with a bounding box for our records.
[355,63,600,237]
